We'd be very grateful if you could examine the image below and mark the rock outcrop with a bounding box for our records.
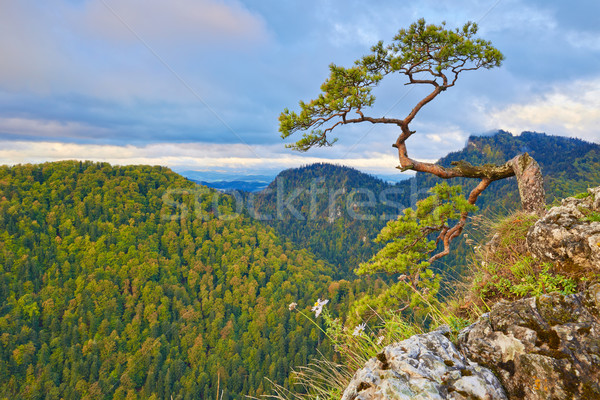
[342,187,600,399]
[527,186,600,269]
[341,327,507,400]
[343,285,600,400]
[458,284,600,400]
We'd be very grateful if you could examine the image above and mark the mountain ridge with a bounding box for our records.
[248,131,600,276]
[0,131,599,398]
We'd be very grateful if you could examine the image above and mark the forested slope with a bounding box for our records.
[0,161,353,399]
[415,131,600,276]
[251,163,409,277]
[1,132,598,399]
[255,132,600,279]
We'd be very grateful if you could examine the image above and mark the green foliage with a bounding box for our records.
[511,265,577,297]
[271,290,473,400]
[383,19,503,72]
[473,258,577,300]
[251,163,407,278]
[574,191,591,199]
[461,211,584,313]
[252,134,600,282]
[2,132,600,399]
[279,65,379,150]
[344,183,475,325]
[275,304,422,400]
[578,207,600,222]
[280,19,503,151]
[0,161,352,400]
[356,183,476,277]
[411,132,600,276]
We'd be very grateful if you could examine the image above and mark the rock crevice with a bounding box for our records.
[458,285,600,399]
[341,327,508,400]
[342,286,600,400]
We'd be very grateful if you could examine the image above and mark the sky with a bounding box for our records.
[0,0,599,179]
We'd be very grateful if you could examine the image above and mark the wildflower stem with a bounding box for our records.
[296,309,334,342]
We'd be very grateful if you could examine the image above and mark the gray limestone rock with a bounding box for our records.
[457,284,600,399]
[341,327,507,400]
[527,186,600,269]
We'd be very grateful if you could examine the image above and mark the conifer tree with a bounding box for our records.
[280,19,545,265]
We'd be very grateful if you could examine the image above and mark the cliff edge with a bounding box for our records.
[342,187,600,400]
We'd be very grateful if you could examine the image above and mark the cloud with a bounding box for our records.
[485,78,600,142]
[1,0,599,173]
[0,117,111,140]
[566,30,600,51]
[0,2,72,94]
[0,140,404,177]
[0,0,269,99]
[75,0,269,45]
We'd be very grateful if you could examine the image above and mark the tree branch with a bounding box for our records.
[427,178,491,263]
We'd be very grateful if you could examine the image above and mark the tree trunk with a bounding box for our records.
[507,153,546,216]
[395,139,546,214]
[395,140,547,262]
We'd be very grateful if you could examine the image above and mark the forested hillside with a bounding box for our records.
[1,132,598,399]
[0,161,358,399]
[251,163,409,277]
[421,131,600,211]
[254,131,600,278]
[416,131,600,276]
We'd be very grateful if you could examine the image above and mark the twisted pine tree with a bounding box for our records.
[279,19,545,272]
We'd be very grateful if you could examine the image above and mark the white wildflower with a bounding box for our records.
[288,302,297,311]
[352,323,366,336]
[311,298,329,317]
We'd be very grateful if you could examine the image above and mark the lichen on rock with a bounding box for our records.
[527,186,600,269]
[457,284,600,399]
[341,327,507,400]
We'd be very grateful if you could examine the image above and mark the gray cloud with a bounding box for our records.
[0,0,598,173]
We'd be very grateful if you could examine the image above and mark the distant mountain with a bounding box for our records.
[196,179,271,192]
[253,132,600,278]
[176,169,276,183]
[429,130,600,206]
[177,170,274,192]
[420,131,600,277]
[250,163,411,277]
[177,169,410,193]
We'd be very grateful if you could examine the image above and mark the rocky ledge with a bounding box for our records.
[341,326,507,400]
[527,186,600,269]
[343,187,600,399]
[342,285,600,400]
[459,284,600,399]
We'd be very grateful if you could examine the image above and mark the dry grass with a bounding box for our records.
[258,310,425,400]
[450,210,590,318]
[262,206,600,400]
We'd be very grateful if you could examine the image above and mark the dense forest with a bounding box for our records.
[0,161,368,399]
[1,131,599,399]
[251,163,409,277]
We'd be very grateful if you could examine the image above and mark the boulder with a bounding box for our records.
[527,186,600,269]
[341,327,507,400]
[458,284,600,399]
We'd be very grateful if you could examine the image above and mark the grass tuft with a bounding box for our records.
[453,210,595,317]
